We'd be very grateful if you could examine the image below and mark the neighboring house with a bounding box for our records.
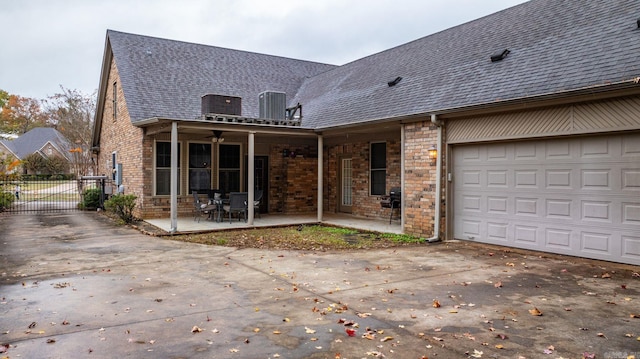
[92,0,640,265]
[0,127,72,174]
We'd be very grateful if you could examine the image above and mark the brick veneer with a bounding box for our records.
[403,121,445,237]
[96,59,145,218]
[325,138,401,220]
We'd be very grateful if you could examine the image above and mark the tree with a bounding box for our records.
[0,94,48,134]
[0,89,8,109]
[43,87,96,177]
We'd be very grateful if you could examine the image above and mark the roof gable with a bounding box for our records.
[104,30,337,123]
[8,127,72,160]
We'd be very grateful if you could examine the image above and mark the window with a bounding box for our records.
[370,142,386,195]
[112,82,117,121]
[219,144,241,194]
[155,142,180,196]
[111,152,117,181]
[188,143,211,194]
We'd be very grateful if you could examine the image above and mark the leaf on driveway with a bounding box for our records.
[191,326,203,333]
[470,349,483,358]
[528,307,543,316]
[305,327,316,334]
[432,300,441,308]
[494,281,502,288]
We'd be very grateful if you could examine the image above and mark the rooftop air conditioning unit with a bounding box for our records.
[201,94,242,116]
[259,91,286,120]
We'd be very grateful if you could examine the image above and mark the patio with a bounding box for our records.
[144,212,403,235]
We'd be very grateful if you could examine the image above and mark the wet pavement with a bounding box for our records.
[1,211,639,359]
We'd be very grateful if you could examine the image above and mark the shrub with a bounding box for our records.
[104,194,137,224]
[81,188,102,209]
[0,191,15,212]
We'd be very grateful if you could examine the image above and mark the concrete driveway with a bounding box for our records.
[1,212,638,359]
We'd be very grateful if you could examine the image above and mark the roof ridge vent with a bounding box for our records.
[491,49,510,62]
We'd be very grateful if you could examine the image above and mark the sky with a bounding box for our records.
[1,0,528,101]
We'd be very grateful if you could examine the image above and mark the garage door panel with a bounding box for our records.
[545,199,572,219]
[623,203,640,224]
[545,228,573,249]
[622,170,640,189]
[622,236,640,260]
[453,132,640,265]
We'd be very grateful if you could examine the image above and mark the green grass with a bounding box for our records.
[171,224,423,250]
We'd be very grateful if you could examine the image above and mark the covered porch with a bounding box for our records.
[144,212,403,235]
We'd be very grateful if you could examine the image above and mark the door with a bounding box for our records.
[245,155,269,213]
[338,157,353,213]
[452,133,640,265]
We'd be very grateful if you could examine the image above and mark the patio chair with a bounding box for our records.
[223,192,247,223]
[192,191,217,222]
[253,189,263,218]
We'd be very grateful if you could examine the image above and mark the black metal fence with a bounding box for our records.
[0,175,110,213]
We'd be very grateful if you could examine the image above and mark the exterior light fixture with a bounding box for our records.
[428,145,438,164]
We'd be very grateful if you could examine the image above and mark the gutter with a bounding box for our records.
[425,114,443,243]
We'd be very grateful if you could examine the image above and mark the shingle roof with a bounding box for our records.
[107,30,337,123]
[293,0,640,129]
[1,127,72,160]
[105,0,640,131]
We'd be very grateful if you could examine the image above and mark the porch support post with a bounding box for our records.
[317,134,323,222]
[400,124,405,230]
[247,131,255,225]
[170,121,178,233]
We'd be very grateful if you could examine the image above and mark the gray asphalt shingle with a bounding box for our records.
[107,0,640,130]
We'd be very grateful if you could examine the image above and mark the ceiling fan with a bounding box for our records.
[206,130,225,143]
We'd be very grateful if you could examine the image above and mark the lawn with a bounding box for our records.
[168,225,424,251]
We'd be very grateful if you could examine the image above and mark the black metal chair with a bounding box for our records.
[192,191,217,222]
[223,192,247,223]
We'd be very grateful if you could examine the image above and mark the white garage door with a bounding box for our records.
[453,132,640,265]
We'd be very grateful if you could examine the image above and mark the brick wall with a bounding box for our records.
[325,138,401,220]
[269,144,317,213]
[403,121,445,237]
[96,59,146,218]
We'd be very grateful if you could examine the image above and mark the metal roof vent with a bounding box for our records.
[387,76,403,87]
[491,49,510,62]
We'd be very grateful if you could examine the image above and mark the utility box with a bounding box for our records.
[259,91,286,120]
[201,94,242,116]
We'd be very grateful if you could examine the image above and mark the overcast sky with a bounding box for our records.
[1,0,528,101]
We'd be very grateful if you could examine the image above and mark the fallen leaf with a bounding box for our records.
[46,339,56,344]
[495,344,504,349]
[273,330,282,334]
[345,328,356,337]
[529,307,543,316]
[229,348,239,353]
[305,327,316,334]
[191,326,203,333]
[471,349,483,358]
[494,281,503,288]
[380,336,393,342]
[601,273,611,278]
[432,300,441,308]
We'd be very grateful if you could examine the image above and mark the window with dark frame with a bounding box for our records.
[188,143,211,194]
[155,142,180,196]
[112,82,117,120]
[219,144,241,194]
[370,142,386,195]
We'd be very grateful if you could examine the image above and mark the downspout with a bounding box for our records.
[426,114,443,243]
